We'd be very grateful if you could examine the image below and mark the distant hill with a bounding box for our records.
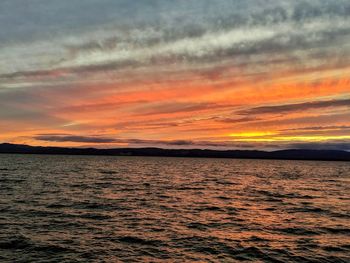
[0,143,349,161]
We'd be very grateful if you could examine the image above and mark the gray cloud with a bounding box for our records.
[217,116,261,124]
[33,134,262,148]
[281,125,350,132]
[287,142,350,151]
[1,0,350,79]
[250,112,350,127]
[135,102,231,116]
[34,134,350,151]
[237,98,350,115]
[34,135,118,143]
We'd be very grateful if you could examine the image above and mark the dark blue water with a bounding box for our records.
[0,154,349,262]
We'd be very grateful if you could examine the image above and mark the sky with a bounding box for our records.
[0,0,350,150]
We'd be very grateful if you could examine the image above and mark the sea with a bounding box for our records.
[0,154,349,262]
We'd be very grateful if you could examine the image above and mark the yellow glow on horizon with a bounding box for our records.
[233,135,350,142]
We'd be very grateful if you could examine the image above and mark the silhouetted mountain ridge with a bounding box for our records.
[0,143,349,161]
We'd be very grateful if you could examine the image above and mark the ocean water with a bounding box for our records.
[0,154,349,263]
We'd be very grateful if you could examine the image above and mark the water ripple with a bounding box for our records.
[0,155,349,262]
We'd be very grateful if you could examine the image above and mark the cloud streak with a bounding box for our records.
[2,0,350,79]
[1,1,350,150]
[237,98,350,115]
[34,135,117,144]
[33,134,350,151]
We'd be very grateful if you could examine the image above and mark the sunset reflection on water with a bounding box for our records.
[0,155,349,262]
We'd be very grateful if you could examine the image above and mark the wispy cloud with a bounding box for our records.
[2,1,350,78]
[237,98,350,115]
[34,135,118,144]
[281,125,350,132]
[1,1,350,150]
[33,134,350,151]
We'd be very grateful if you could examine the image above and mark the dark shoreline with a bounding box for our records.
[1,143,349,161]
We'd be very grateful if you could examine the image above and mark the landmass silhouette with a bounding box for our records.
[0,143,349,161]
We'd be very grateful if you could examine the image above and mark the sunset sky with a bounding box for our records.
[1,0,350,150]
